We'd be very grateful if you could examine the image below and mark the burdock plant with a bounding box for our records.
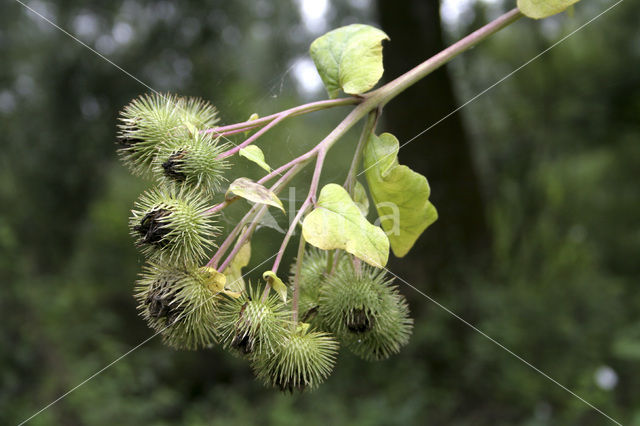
[134,262,222,350]
[116,1,581,392]
[345,291,413,361]
[129,187,219,265]
[319,261,413,360]
[117,93,219,176]
[154,129,230,197]
[319,263,392,336]
[216,285,291,356]
[252,327,339,392]
[290,248,348,327]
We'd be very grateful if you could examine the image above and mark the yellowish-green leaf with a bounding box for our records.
[353,180,369,217]
[310,24,389,98]
[364,132,438,258]
[244,113,260,136]
[226,177,284,212]
[222,229,251,293]
[200,266,227,293]
[239,145,271,172]
[263,270,288,303]
[302,183,389,268]
[518,0,580,19]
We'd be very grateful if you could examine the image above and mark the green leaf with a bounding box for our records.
[263,271,288,303]
[226,177,284,212]
[364,132,437,257]
[302,183,389,268]
[239,145,271,172]
[518,0,581,19]
[222,229,251,292]
[353,180,369,217]
[310,24,389,98]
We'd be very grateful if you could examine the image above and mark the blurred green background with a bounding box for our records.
[1,0,639,424]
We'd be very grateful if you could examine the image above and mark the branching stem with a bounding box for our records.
[208,161,307,268]
[260,150,326,301]
[204,97,360,135]
[271,150,325,274]
[210,7,523,297]
[216,111,293,160]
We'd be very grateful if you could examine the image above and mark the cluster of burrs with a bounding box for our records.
[117,93,412,392]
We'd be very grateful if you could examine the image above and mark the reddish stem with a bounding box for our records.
[203,97,359,135]
[217,204,268,273]
[208,162,306,269]
[271,149,326,274]
[213,127,256,138]
[291,235,306,324]
[216,111,292,160]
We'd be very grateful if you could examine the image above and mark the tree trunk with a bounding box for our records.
[378,0,490,281]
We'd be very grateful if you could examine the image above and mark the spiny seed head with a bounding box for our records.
[318,262,413,360]
[134,262,222,350]
[176,96,219,129]
[344,291,413,361]
[319,262,390,336]
[117,93,220,176]
[154,129,230,198]
[217,285,291,357]
[129,187,219,265]
[291,249,349,327]
[117,93,184,175]
[252,328,339,393]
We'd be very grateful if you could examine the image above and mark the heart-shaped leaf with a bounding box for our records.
[364,132,437,257]
[310,24,389,98]
[239,145,271,172]
[226,177,284,212]
[518,0,581,19]
[302,183,389,268]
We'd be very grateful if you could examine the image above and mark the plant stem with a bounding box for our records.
[217,204,268,273]
[308,149,326,205]
[207,202,259,268]
[213,7,523,283]
[344,109,380,193]
[258,149,316,185]
[206,198,237,215]
[208,162,307,268]
[260,151,326,301]
[271,151,326,273]
[369,8,523,106]
[260,8,524,188]
[213,126,256,138]
[206,153,301,215]
[216,111,293,159]
[325,250,334,274]
[204,97,360,135]
[329,249,343,276]
[292,235,306,324]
